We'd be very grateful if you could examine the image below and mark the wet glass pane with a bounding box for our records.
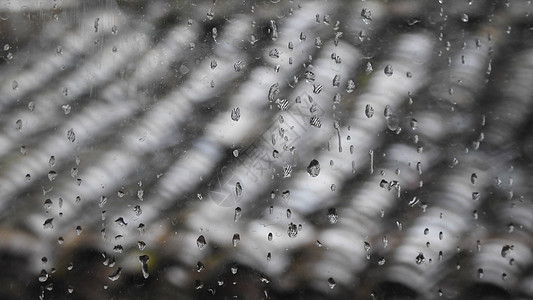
[1,0,532,299]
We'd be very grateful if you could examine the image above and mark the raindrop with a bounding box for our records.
[501,245,512,258]
[15,119,22,130]
[328,277,336,289]
[108,268,122,281]
[39,270,49,282]
[461,13,469,23]
[361,8,372,24]
[133,205,142,216]
[28,101,35,111]
[232,234,240,247]
[43,218,54,229]
[12,80,18,90]
[384,64,393,77]
[206,8,214,20]
[231,107,241,121]
[67,128,76,142]
[410,119,418,130]
[315,37,322,48]
[49,156,56,167]
[286,209,292,219]
[332,74,341,87]
[98,196,107,208]
[287,222,298,238]
[44,199,53,211]
[47,170,57,181]
[269,48,280,58]
[345,79,356,93]
[139,255,149,279]
[235,182,243,200]
[477,268,484,279]
[197,235,207,249]
[268,232,273,241]
[137,241,146,250]
[310,115,321,128]
[76,226,82,235]
[234,61,244,72]
[364,241,371,252]
[472,192,480,201]
[307,159,320,177]
[327,208,339,224]
[415,253,425,265]
[234,207,242,222]
[114,217,127,227]
[366,61,373,74]
[378,257,386,265]
[196,261,204,272]
[365,104,374,118]
[471,173,477,184]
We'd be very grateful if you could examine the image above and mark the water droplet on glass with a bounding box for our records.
[361,8,372,24]
[15,119,22,130]
[332,74,341,87]
[39,269,49,282]
[43,218,54,229]
[139,255,149,279]
[328,277,336,289]
[234,182,243,201]
[461,13,469,23]
[268,232,273,241]
[345,79,356,93]
[327,208,338,224]
[232,234,240,247]
[197,235,207,249]
[231,107,241,122]
[378,257,386,265]
[44,199,52,211]
[287,222,298,238]
[114,217,127,227]
[477,268,484,279]
[12,80,18,90]
[307,159,320,177]
[67,128,76,142]
[384,64,393,77]
[234,61,244,72]
[365,104,374,118]
[501,245,512,257]
[108,267,122,281]
[415,253,425,265]
[472,192,480,201]
[98,196,107,208]
[310,115,321,128]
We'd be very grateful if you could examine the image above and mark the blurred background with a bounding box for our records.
[1,0,533,299]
